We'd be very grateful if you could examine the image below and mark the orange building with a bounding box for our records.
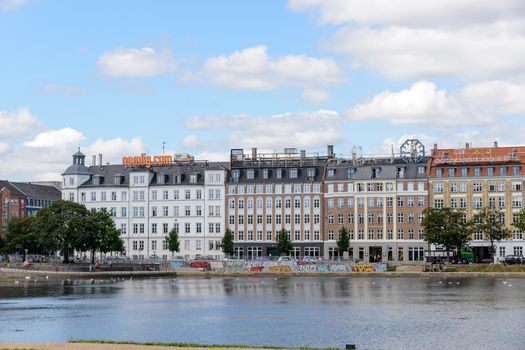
[428,142,525,262]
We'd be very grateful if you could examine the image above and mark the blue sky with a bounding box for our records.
[2,0,525,180]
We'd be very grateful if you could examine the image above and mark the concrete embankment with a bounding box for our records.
[2,266,525,280]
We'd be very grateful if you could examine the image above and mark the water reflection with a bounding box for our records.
[0,276,524,350]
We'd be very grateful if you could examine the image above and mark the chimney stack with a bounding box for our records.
[494,141,498,148]
[251,147,257,160]
[98,154,103,167]
[327,145,334,158]
[465,143,470,150]
[92,155,96,166]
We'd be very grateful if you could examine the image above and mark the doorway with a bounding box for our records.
[369,246,382,263]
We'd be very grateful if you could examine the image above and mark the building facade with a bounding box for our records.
[226,147,329,259]
[428,142,525,262]
[0,181,26,235]
[62,151,226,260]
[323,140,428,263]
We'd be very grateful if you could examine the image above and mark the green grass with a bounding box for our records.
[453,264,525,273]
[69,340,338,350]
[386,265,397,272]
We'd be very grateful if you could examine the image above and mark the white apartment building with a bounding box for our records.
[62,151,227,260]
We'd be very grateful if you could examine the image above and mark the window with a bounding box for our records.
[435,169,442,177]
[512,182,521,191]
[185,223,191,234]
[434,199,444,208]
[487,167,494,176]
[262,169,269,179]
[448,168,455,177]
[434,184,444,193]
[461,167,468,177]
[474,167,481,176]
[327,168,335,177]
[290,168,298,178]
[185,190,191,199]
[473,183,482,192]
[473,197,483,208]
[247,169,254,179]
[500,166,507,176]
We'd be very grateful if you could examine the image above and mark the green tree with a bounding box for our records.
[422,207,471,259]
[79,208,116,263]
[472,207,511,261]
[512,207,525,235]
[221,228,234,257]
[32,200,89,263]
[166,227,180,259]
[4,216,38,261]
[336,226,350,258]
[100,226,125,256]
[276,229,292,256]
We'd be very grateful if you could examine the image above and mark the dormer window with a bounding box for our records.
[93,175,103,185]
[247,169,255,179]
[289,168,298,179]
[173,174,183,184]
[372,167,381,179]
[262,169,269,179]
[418,166,426,175]
[397,167,405,179]
[113,175,122,185]
[347,168,355,179]
[157,174,167,184]
[276,168,283,179]
[232,170,240,182]
[190,174,198,184]
[327,168,335,177]
[307,168,315,178]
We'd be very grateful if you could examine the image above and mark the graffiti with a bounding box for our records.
[250,266,264,273]
[329,264,348,272]
[190,261,210,270]
[351,263,376,272]
[171,261,185,269]
[316,265,329,272]
[268,266,291,272]
[297,265,318,272]
[210,262,224,272]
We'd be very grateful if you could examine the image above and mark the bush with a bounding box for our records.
[386,265,396,272]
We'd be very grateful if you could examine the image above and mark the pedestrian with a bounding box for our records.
[95,260,100,272]
[89,264,93,272]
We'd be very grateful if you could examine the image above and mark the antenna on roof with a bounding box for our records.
[162,141,166,156]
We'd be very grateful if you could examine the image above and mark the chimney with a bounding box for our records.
[92,155,96,166]
[251,147,257,160]
[465,143,470,150]
[494,141,498,148]
[98,154,103,167]
[433,143,438,151]
[327,145,334,158]
[300,150,306,159]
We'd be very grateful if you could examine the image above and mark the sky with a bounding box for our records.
[2,0,525,181]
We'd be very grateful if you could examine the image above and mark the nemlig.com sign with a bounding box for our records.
[122,154,173,168]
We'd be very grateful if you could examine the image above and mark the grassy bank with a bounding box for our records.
[70,340,338,350]
[450,264,525,273]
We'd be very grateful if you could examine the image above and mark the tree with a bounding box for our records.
[4,216,38,261]
[422,207,471,259]
[472,207,511,261]
[100,226,125,256]
[336,226,350,258]
[32,200,90,263]
[276,229,292,256]
[512,207,525,235]
[79,208,116,263]
[221,228,234,257]
[166,227,180,259]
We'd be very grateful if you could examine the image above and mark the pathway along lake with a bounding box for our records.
[1,276,524,349]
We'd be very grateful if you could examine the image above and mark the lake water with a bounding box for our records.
[1,276,524,350]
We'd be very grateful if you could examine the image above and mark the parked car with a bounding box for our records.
[504,255,524,265]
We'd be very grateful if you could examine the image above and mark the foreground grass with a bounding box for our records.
[70,340,338,350]
[451,264,525,273]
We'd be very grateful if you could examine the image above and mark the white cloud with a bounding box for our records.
[98,47,177,77]
[0,107,42,139]
[24,128,85,148]
[181,134,200,149]
[302,88,330,103]
[194,151,229,162]
[0,0,26,11]
[289,1,525,81]
[347,80,525,126]
[185,109,344,150]
[326,23,525,81]
[0,141,9,154]
[85,137,146,164]
[288,0,525,27]
[202,45,343,90]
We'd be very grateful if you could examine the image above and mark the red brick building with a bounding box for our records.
[0,181,26,236]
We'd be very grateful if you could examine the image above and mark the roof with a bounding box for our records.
[0,180,25,197]
[62,163,91,175]
[226,162,328,184]
[77,162,228,188]
[11,182,61,201]
[430,145,525,166]
[325,157,428,181]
